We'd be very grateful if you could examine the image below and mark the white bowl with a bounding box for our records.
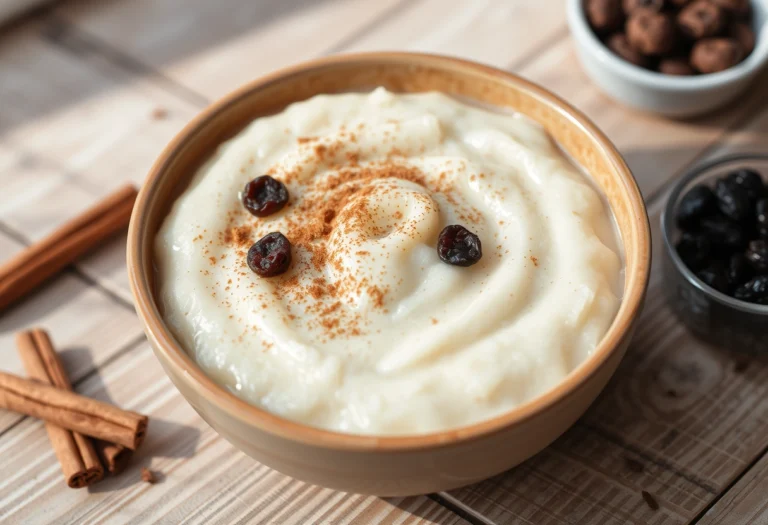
[567,0,768,117]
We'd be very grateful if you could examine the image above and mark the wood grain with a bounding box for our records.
[0,342,468,525]
[0,23,199,301]
[668,89,768,525]
[697,452,768,525]
[0,156,134,301]
[339,0,567,67]
[518,38,768,198]
[55,0,408,99]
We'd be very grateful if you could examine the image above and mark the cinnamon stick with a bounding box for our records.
[0,184,138,312]
[0,371,148,450]
[16,329,104,488]
[94,440,132,475]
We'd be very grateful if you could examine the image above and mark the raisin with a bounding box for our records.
[714,178,752,223]
[676,232,711,271]
[727,169,764,203]
[756,199,768,238]
[246,232,292,277]
[242,175,289,217]
[699,215,748,253]
[727,253,753,289]
[676,184,717,228]
[437,225,482,267]
[734,275,768,305]
[697,261,728,293]
[745,240,768,273]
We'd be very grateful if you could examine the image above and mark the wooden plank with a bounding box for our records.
[0,148,134,301]
[55,0,407,100]
[0,22,200,301]
[339,0,567,68]
[0,22,199,184]
[446,98,768,525]
[0,342,469,525]
[518,38,768,198]
[671,84,768,525]
[697,452,768,525]
[56,0,569,98]
[0,233,143,431]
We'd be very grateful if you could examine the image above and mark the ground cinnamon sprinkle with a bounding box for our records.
[213,125,486,341]
[314,144,328,161]
[367,285,386,309]
[232,225,252,247]
[308,283,324,299]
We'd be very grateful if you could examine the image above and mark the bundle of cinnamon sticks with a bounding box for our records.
[3,330,148,488]
[0,184,149,488]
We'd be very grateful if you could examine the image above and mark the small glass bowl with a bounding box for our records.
[662,154,768,353]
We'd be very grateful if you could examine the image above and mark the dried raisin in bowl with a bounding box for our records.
[662,154,768,352]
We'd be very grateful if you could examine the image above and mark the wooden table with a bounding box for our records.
[1,1,767,523]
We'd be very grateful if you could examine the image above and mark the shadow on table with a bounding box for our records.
[0,274,92,335]
[55,346,201,493]
[388,496,462,524]
[0,0,340,137]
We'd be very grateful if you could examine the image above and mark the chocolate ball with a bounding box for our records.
[730,22,756,56]
[709,0,751,17]
[586,0,625,33]
[677,1,726,40]
[659,57,696,74]
[668,0,691,6]
[691,38,745,73]
[623,0,665,14]
[627,10,677,55]
[607,33,651,67]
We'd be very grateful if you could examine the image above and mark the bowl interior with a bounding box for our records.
[129,53,651,448]
[662,154,768,313]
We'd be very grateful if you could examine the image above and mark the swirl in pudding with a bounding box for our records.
[155,88,622,435]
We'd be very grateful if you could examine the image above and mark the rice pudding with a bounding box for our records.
[155,88,622,435]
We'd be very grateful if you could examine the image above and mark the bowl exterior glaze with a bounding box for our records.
[148,330,632,495]
[567,0,768,117]
[128,52,651,496]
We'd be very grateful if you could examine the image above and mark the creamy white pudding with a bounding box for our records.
[155,88,622,435]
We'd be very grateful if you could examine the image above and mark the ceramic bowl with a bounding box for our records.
[567,0,768,117]
[662,154,768,352]
[127,52,651,496]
